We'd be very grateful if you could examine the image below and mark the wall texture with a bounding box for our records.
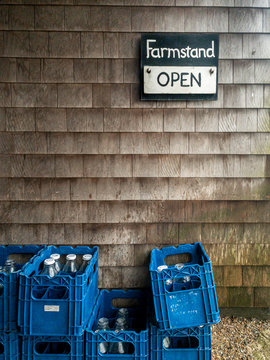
[0,0,269,309]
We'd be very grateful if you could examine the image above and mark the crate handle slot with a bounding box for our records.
[165,275,201,293]
[32,286,69,300]
[31,286,49,300]
[8,253,37,265]
[163,336,199,349]
[34,341,71,355]
[150,243,210,271]
[164,253,192,266]
[0,342,3,354]
[112,297,140,308]
[99,342,135,355]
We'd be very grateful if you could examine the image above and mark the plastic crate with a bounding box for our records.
[86,289,149,360]
[149,243,220,330]
[18,245,98,336]
[21,334,84,360]
[151,324,211,360]
[0,331,20,360]
[0,245,44,331]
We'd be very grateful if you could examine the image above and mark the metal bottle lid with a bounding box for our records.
[50,253,60,260]
[157,265,168,272]
[175,263,184,270]
[98,317,109,326]
[66,254,76,261]
[118,308,128,316]
[116,317,126,326]
[5,259,14,265]
[82,254,92,261]
[44,258,55,266]
[163,337,170,348]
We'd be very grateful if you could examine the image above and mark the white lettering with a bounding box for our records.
[145,40,216,59]
[180,48,187,58]
[146,39,157,59]
[152,47,161,58]
[167,48,181,58]
[190,48,198,58]
[206,41,215,58]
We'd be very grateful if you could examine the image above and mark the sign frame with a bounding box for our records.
[140,33,219,101]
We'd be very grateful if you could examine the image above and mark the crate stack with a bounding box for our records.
[0,245,44,360]
[18,245,99,360]
[0,242,219,360]
[149,243,220,360]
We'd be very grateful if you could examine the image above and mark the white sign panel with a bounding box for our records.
[144,66,217,94]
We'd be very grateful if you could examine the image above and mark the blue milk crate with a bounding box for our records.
[151,324,211,360]
[21,334,84,360]
[0,331,20,360]
[18,245,98,336]
[0,245,44,331]
[149,243,220,330]
[86,289,149,360]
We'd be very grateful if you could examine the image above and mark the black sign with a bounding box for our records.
[141,33,219,101]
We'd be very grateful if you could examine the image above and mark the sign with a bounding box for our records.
[141,34,219,101]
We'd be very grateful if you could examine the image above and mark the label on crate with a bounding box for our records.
[44,305,60,312]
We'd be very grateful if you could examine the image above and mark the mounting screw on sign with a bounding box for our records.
[147,68,151,73]
[209,68,214,74]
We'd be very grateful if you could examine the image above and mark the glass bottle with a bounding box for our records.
[50,253,61,274]
[165,278,173,291]
[40,258,57,278]
[4,259,16,274]
[116,308,128,322]
[62,254,77,274]
[110,317,128,354]
[96,317,110,354]
[78,254,92,273]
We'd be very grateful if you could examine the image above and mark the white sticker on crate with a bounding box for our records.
[44,305,60,312]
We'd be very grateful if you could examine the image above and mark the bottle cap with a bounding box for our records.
[5,259,13,265]
[175,263,184,270]
[51,253,60,260]
[118,308,128,316]
[157,265,168,272]
[116,317,126,326]
[82,254,92,261]
[44,258,55,266]
[66,254,76,261]
[163,337,170,349]
[98,317,109,325]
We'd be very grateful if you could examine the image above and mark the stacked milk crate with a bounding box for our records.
[149,243,220,360]
[85,289,150,360]
[18,245,99,360]
[0,246,44,360]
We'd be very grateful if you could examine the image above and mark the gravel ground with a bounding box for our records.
[212,317,270,360]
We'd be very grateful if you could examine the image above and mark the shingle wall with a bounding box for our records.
[0,0,269,309]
